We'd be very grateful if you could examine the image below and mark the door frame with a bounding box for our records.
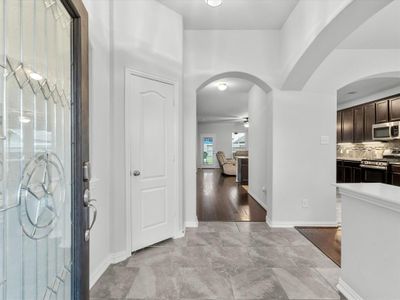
[59,0,90,298]
[200,133,218,168]
[124,68,183,254]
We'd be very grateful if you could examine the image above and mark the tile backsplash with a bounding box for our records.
[337,141,400,160]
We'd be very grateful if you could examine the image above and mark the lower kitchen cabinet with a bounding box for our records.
[337,160,362,183]
[391,165,400,186]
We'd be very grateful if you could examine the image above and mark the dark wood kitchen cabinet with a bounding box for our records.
[389,97,400,121]
[353,106,364,143]
[337,160,362,183]
[342,108,354,143]
[376,100,389,123]
[364,102,376,141]
[337,111,342,143]
[391,165,400,187]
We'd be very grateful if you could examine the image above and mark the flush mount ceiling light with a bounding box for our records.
[205,0,222,7]
[217,82,228,91]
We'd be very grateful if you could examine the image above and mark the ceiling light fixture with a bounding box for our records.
[217,82,228,91]
[29,72,43,81]
[205,0,222,7]
[243,118,249,128]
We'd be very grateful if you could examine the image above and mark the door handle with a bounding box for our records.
[132,170,141,176]
[83,188,98,242]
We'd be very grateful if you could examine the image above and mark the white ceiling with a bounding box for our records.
[337,77,400,104]
[197,77,254,123]
[338,0,400,49]
[158,0,299,30]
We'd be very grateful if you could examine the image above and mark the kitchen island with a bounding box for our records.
[336,183,400,300]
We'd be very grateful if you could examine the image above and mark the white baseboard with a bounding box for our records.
[185,217,199,228]
[337,278,363,300]
[267,219,338,228]
[90,256,111,289]
[174,230,185,239]
[90,250,131,289]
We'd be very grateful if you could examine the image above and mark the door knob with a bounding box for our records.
[132,170,141,176]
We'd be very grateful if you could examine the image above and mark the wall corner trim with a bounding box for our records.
[337,278,364,300]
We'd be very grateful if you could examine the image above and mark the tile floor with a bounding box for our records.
[91,222,345,300]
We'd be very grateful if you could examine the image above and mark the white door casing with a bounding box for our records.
[126,71,176,252]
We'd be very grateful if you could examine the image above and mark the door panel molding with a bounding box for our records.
[124,68,182,255]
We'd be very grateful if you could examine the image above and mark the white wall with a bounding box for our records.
[197,122,248,168]
[183,30,280,224]
[338,85,400,110]
[248,86,273,212]
[83,0,112,287]
[110,0,183,256]
[270,90,337,226]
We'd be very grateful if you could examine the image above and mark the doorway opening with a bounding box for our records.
[196,72,271,222]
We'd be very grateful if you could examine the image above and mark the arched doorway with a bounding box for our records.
[196,72,272,222]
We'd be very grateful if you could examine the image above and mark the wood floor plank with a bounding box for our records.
[197,169,266,222]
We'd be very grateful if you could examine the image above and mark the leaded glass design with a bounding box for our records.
[0,0,72,299]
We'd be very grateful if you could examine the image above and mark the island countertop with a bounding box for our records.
[336,183,400,212]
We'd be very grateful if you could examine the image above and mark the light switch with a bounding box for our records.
[320,136,329,145]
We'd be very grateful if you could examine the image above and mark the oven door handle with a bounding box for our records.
[360,165,388,171]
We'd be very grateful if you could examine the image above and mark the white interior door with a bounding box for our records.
[127,72,175,252]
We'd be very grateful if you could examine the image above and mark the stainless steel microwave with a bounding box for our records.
[373,121,400,141]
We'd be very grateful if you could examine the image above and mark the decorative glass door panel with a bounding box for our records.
[201,135,215,167]
[0,0,73,299]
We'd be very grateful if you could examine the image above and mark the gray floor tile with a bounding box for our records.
[273,267,340,300]
[90,265,139,299]
[177,267,234,299]
[285,246,337,268]
[205,246,254,275]
[126,246,175,268]
[230,267,289,299]
[236,222,270,232]
[185,231,221,246]
[219,232,253,247]
[248,246,297,268]
[315,268,341,290]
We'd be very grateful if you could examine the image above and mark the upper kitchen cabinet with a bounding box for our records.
[342,108,354,143]
[364,102,376,141]
[354,106,364,143]
[376,99,389,123]
[389,97,400,121]
[337,111,342,143]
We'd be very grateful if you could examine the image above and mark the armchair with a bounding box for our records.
[216,151,236,176]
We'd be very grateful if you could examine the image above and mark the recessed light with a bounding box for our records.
[19,116,31,124]
[217,83,228,91]
[29,72,43,81]
[205,0,222,7]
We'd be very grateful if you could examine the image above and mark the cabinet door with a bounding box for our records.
[364,102,376,141]
[376,100,389,123]
[342,108,354,143]
[354,106,364,143]
[353,167,362,183]
[337,162,344,183]
[337,111,342,143]
[344,166,353,183]
[389,97,400,121]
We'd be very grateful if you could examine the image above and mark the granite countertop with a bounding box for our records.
[336,183,400,211]
[337,157,364,162]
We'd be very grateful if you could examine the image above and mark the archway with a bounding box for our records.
[195,71,273,223]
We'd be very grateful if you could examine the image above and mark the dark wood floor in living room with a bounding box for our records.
[197,168,266,222]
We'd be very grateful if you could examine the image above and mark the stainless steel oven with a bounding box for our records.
[360,160,389,183]
[373,122,400,141]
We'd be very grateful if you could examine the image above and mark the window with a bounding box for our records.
[232,132,247,153]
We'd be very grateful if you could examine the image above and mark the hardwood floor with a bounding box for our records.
[197,168,266,222]
[296,227,341,267]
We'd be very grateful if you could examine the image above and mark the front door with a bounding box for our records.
[0,0,91,299]
[126,71,175,252]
